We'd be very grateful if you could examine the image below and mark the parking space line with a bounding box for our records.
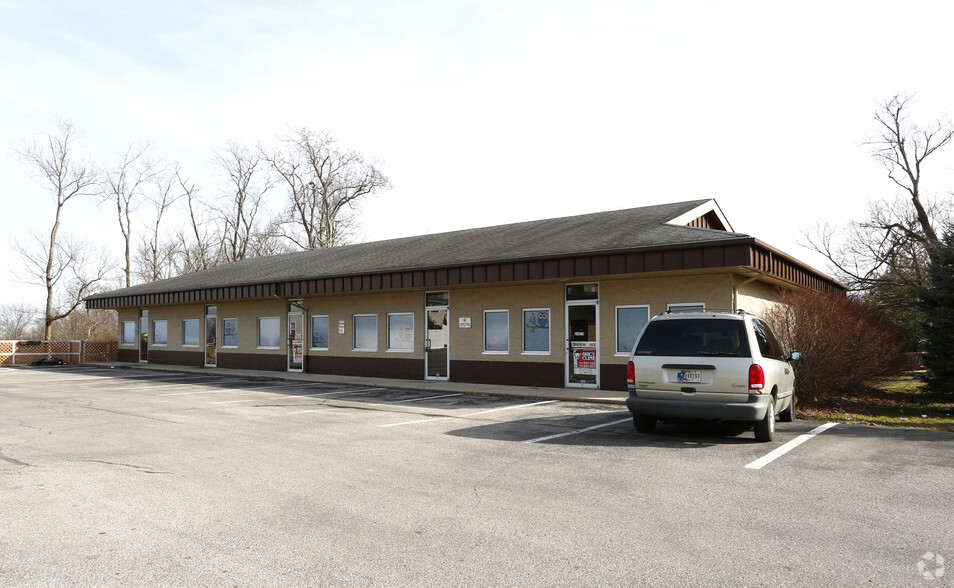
[744,422,839,470]
[370,393,463,406]
[295,387,385,398]
[380,417,451,428]
[465,400,557,416]
[380,400,558,428]
[523,417,633,444]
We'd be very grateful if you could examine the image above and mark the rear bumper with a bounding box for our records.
[626,391,772,422]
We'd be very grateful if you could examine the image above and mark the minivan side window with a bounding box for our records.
[752,319,785,360]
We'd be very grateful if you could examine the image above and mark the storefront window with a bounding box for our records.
[484,310,509,353]
[388,313,414,351]
[257,317,280,348]
[523,309,550,353]
[152,320,168,346]
[353,315,377,351]
[311,315,329,350]
[616,306,649,354]
[183,319,200,346]
[223,319,238,347]
[121,321,136,345]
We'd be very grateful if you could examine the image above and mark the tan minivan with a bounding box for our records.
[626,310,799,442]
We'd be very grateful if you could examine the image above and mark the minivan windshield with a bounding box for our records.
[634,318,749,357]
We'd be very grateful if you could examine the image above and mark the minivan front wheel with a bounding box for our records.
[633,413,657,434]
[754,398,775,442]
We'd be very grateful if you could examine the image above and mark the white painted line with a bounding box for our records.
[524,417,633,444]
[465,400,557,416]
[209,399,260,404]
[380,417,451,428]
[370,393,463,406]
[745,422,839,470]
[158,389,237,397]
[380,400,557,428]
[104,382,212,391]
[287,409,327,415]
[294,387,385,398]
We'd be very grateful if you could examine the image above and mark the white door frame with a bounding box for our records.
[565,300,600,388]
[287,311,304,373]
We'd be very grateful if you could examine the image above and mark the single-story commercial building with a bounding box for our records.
[85,199,844,391]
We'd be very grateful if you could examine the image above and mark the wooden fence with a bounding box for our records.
[0,340,118,366]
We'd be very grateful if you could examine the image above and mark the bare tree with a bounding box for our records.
[101,141,161,287]
[0,303,40,339]
[266,128,391,250]
[13,119,104,339]
[50,306,117,341]
[135,166,184,282]
[13,233,112,338]
[211,140,275,262]
[805,94,954,291]
[171,167,220,274]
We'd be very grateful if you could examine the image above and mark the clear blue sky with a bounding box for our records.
[2,0,954,307]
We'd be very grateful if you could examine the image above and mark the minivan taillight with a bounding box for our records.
[627,361,636,386]
[749,364,765,392]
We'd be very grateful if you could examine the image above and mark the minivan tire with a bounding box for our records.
[633,413,657,434]
[754,398,775,442]
[779,395,796,422]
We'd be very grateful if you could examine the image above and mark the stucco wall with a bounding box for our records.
[112,271,769,388]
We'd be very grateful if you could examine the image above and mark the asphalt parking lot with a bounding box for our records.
[2,366,953,587]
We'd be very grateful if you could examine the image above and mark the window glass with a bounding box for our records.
[426,292,449,307]
[634,319,748,357]
[388,313,414,351]
[484,310,509,353]
[753,319,785,360]
[153,320,168,345]
[616,306,649,354]
[353,315,377,351]
[183,319,200,346]
[257,317,280,348]
[566,284,598,301]
[222,319,238,347]
[523,309,550,353]
[121,321,136,345]
[311,315,329,349]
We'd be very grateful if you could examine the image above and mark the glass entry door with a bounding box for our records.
[566,303,599,387]
[205,306,217,367]
[139,311,148,363]
[205,316,217,367]
[425,308,449,379]
[288,313,304,372]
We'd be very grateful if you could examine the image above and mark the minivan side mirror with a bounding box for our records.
[789,351,802,362]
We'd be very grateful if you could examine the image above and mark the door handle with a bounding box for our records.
[424,339,431,352]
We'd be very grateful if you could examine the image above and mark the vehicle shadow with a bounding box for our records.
[445,414,763,447]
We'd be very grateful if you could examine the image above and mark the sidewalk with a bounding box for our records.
[83,362,629,406]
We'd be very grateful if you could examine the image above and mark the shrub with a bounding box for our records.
[764,289,903,403]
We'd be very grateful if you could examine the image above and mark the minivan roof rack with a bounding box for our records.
[662,308,747,315]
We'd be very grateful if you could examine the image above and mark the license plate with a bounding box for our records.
[676,369,702,383]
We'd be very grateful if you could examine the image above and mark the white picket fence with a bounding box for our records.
[0,340,117,366]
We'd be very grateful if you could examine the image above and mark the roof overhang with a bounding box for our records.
[85,237,846,310]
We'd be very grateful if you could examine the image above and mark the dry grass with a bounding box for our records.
[798,371,954,432]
